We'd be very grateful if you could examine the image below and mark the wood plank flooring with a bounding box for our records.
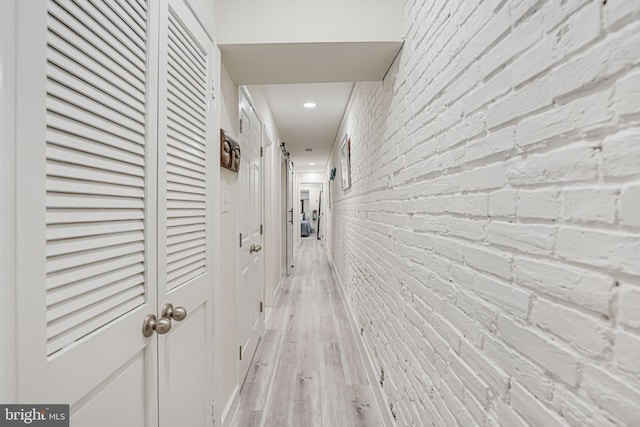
[232,237,385,427]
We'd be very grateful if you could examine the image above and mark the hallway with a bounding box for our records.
[232,238,385,427]
[3,1,640,425]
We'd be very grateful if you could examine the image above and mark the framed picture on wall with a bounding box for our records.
[340,134,351,190]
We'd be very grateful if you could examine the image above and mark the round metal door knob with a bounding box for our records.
[162,303,188,322]
[155,317,172,334]
[142,314,172,337]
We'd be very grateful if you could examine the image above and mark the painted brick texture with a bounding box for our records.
[325,1,640,425]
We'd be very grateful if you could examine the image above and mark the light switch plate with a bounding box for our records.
[222,190,230,213]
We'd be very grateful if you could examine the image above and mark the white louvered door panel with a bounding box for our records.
[46,0,150,350]
[46,0,150,355]
[16,0,160,424]
[164,8,208,291]
[157,0,216,426]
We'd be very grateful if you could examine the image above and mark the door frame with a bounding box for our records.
[0,0,17,404]
[280,155,287,278]
[262,129,278,312]
[286,159,295,275]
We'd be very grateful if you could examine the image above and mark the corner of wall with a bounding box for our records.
[324,246,396,426]
[215,55,241,425]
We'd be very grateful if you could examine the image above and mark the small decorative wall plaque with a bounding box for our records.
[220,129,241,172]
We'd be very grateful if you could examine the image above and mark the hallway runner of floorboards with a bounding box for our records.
[232,238,385,427]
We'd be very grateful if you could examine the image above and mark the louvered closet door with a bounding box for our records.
[157,0,215,426]
[17,0,216,425]
[16,0,160,425]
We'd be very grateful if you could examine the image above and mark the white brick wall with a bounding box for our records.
[325,1,640,425]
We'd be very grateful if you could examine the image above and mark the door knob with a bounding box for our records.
[250,244,262,253]
[162,303,187,321]
[142,314,172,337]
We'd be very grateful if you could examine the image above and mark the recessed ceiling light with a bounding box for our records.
[309,162,315,165]
[303,102,316,108]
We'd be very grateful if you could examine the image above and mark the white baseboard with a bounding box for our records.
[221,385,239,427]
[324,247,396,427]
[264,277,284,326]
[264,306,273,325]
[273,276,284,297]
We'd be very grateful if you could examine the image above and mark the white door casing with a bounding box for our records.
[280,157,288,276]
[262,130,278,310]
[14,0,216,425]
[286,159,294,275]
[237,90,264,383]
[1,0,17,404]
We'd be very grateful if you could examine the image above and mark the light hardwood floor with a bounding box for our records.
[232,237,385,427]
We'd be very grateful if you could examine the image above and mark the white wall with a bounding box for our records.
[293,169,300,251]
[0,0,16,404]
[244,86,278,141]
[215,0,402,44]
[300,189,309,210]
[201,0,215,27]
[298,171,325,184]
[326,1,640,425]
[216,62,240,427]
[263,132,281,309]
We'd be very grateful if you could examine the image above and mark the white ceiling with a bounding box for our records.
[252,82,355,173]
[223,41,402,174]
[216,0,403,177]
[220,42,402,84]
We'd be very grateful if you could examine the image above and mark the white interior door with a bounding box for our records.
[157,0,215,426]
[237,92,264,382]
[16,1,160,424]
[286,160,294,275]
[14,1,215,426]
